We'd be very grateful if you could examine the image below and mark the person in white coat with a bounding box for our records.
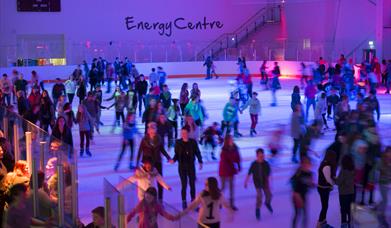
[240,92,261,136]
[117,158,171,201]
[64,76,77,105]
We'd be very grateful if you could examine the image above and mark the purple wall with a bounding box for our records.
[0,0,387,65]
[0,0,271,65]
[384,0,391,59]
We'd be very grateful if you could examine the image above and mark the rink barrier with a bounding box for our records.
[2,117,8,139]
[31,158,39,217]
[0,60,326,81]
[57,164,65,227]
[104,197,112,228]
[103,178,123,228]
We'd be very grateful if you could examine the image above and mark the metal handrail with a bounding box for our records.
[195,4,281,61]
[345,35,373,59]
[231,6,269,34]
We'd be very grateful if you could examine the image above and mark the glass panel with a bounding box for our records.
[0,106,78,227]
[117,176,139,228]
[103,178,120,228]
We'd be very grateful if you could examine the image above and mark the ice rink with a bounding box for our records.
[74,76,391,227]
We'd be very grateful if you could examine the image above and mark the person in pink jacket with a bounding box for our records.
[218,134,241,210]
[126,187,178,228]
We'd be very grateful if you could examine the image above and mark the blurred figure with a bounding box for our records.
[290,157,314,228]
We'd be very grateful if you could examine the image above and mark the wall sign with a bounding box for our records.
[125,16,224,37]
[17,0,61,12]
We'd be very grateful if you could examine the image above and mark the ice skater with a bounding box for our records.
[114,112,141,171]
[179,177,234,228]
[107,90,127,133]
[260,60,269,89]
[126,187,178,227]
[270,62,281,106]
[222,97,242,137]
[200,122,223,160]
[219,134,241,211]
[244,148,273,220]
[290,156,315,228]
[118,158,171,201]
[240,91,261,136]
[173,126,203,209]
[204,56,213,80]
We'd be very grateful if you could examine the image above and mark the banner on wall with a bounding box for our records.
[125,16,224,37]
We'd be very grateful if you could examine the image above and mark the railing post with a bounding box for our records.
[3,117,8,139]
[25,131,32,171]
[104,197,112,228]
[71,163,79,225]
[13,122,20,161]
[39,141,46,170]
[32,158,39,217]
[118,194,126,228]
[57,164,65,227]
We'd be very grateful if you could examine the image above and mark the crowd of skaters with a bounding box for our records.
[0,54,389,228]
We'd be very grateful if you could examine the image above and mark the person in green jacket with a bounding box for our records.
[222,97,242,137]
[184,96,204,127]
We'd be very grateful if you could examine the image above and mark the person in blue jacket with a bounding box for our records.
[221,97,242,137]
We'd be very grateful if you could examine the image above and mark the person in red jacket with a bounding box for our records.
[218,134,241,210]
[27,85,41,123]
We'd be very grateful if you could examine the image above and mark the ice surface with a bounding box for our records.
[71,76,391,227]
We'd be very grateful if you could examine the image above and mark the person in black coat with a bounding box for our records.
[51,116,74,158]
[17,90,30,118]
[173,126,203,209]
[89,67,98,92]
[77,78,87,104]
[52,78,66,109]
[136,122,173,200]
[157,114,173,148]
[135,75,148,117]
[39,91,55,132]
